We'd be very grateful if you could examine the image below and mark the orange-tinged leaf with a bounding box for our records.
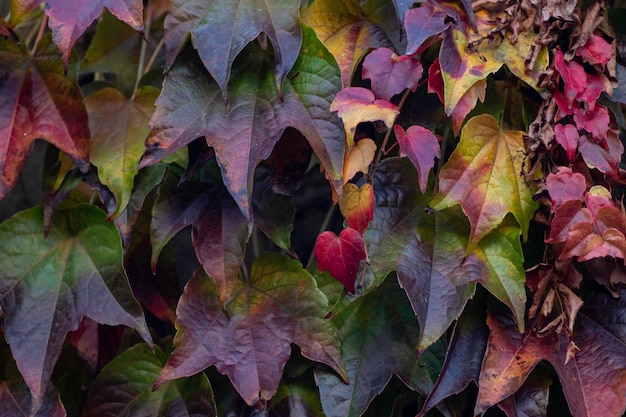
[431,114,538,245]
[0,36,89,200]
[315,228,366,293]
[339,183,374,234]
[343,138,376,182]
[331,87,399,149]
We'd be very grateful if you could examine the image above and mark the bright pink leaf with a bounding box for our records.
[545,167,586,211]
[362,47,424,100]
[576,72,605,109]
[394,124,440,192]
[315,228,366,293]
[554,124,579,162]
[44,0,144,67]
[575,35,613,65]
[554,50,587,108]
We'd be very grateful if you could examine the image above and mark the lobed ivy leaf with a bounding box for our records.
[150,174,248,304]
[315,228,367,294]
[362,47,423,100]
[156,254,347,406]
[394,124,440,193]
[314,278,444,417]
[545,166,587,211]
[43,0,144,68]
[82,344,216,417]
[404,1,456,55]
[301,0,404,86]
[431,114,539,245]
[578,130,624,176]
[141,25,344,220]
[554,124,579,162]
[475,284,626,417]
[0,36,89,201]
[0,204,152,401]
[86,86,159,218]
[339,183,375,234]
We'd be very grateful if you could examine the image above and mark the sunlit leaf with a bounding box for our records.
[141,25,344,220]
[315,228,366,294]
[343,138,376,183]
[302,0,404,86]
[0,204,151,400]
[339,183,375,234]
[82,344,216,417]
[162,0,301,97]
[86,86,158,218]
[0,36,89,201]
[156,254,347,405]
[44,0,144,68]
[431,114,538,245]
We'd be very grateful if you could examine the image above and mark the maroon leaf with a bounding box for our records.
[394,124,440,193]
[156,254,347,405]
[0,36,89,201]
[475,286,626,417]
[545,166,586,211]
[315,228,366,294]
[44,0,144,68]
[554,124,579,162]
[546,200,592,244]
[151,175,248,303]
[362,47,423,100]
[404,2,453,55]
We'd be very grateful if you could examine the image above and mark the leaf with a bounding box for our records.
[270,373,325,417]
[150,175,248,303]
[343,138,376,183]
[0,204,151,400]
[365,158,477,350]
[497,365,552,417]
[554,124,580,162]
[82,344,216,417]
[301,0,404,86]
[431,114,538,245]
[450,78,487,136]
[252,166,294,250]
[338,183,375,234]
[141,25,345,221]
[156,254,347,405]
[404,1,456,55]
[475,285,626,417]
[578,130,624,176]
[362,47,423,100]
[44,0,144,68]
[575,34,613,65]
[315,228,367,294]
[545,166,587,211]
[331,87,399,150]
[0,36,89,200]
[394,124,440,193]
[86,86,159,218]
[314,278,444,417]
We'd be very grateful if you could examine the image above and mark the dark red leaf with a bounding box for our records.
[427,58,444,103]
[394,124,440,192]
[315,228,366,294]
[545,166,586,211]
[362,47,424,100]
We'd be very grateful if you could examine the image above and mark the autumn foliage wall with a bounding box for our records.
[1,0,626,416]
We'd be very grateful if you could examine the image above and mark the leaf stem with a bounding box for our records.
[433,126,452,195]
[306,202,337,269]
[142,35,164,76]
[30,14,47,55]
[133,15,152,98]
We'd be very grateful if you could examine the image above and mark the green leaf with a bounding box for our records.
[156,253,346,406]
[82,343,216,417]
[86,86,159,218]
[0,204,151,400]
[302,0,404,86]
[269,373,325,417]
[431,114,539,245]
[141,24,345,220]
[314,277,444,417]
[163,0,301,97]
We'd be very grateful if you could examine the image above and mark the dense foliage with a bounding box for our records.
[1,0,626,416]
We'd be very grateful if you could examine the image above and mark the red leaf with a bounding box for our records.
[554,124,579,162]
[315,228,366,293]
[338,183,375,234]
[427,58,444,103]
[546,200,592,244]
[404,2,454,55]
[554,50,587,108]
[394,124,440,192]
[545,167,586,211]
[575,35,613,65]
[362,47,423,100]
[573,106,610,144]
[45,0,144,68]
[579,131,623,176]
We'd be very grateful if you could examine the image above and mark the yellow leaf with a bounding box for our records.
[343,138,377,183]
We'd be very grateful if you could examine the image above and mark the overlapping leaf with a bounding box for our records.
[475,285,626,417]
[44,0,144,68]
[0,36,89,200]
[431,114,538,245]
[82,344,216,417]
[163,0,300,97]
[0,204,151,401]
[151,174,248,304]
[338,183,374,234]
[302,0,404,86]
[86,86,159,218]
[362,47,423,100]
[141,25,344,220]
[156,254,347,406]
[315,228,366,293]
[394,124,440,192]
[314,278,444,417]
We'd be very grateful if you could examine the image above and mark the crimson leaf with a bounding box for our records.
[315,228,366,294]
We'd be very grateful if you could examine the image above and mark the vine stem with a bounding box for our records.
[306,202,337,269]
[30,14,47,55]
[142,35,165,76]
[369,87,412,182]
[132,14,152,98]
